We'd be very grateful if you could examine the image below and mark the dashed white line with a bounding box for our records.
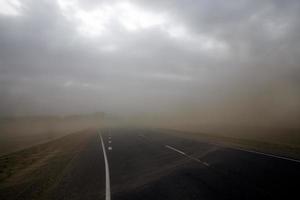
[108,146,112,151]
[165,145,186,155]
[98,132,111,200]
[165,145,210,167]
[202,161,210,167]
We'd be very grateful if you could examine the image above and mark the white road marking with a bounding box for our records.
[165,145,186,155]
[203,161,210,167]
[165,145,210,167]
[167,134,300,164]
[108,147,112,151]
[108,141,112,143]
[230,146,300,164]
[99,132,111,200]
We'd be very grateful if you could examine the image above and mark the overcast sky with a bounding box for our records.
[0,0,300,128]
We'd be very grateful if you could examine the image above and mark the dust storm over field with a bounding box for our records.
[1,0,300,131]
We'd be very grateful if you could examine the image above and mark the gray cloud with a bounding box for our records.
[0,0,300,129]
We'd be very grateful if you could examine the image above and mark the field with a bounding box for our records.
[0,130,93,199]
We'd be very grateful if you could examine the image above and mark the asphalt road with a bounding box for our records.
[4,128,300,200]
[101,128,300,200]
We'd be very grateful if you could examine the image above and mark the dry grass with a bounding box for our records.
[0,129,93,199]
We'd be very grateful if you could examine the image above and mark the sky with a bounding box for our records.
[0,0,300,129]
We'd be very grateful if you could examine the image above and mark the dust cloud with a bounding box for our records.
[1,0,300,147]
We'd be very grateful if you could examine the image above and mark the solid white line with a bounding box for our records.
[230,146,300,163]
[165,145,186,155]
[99,132,111,200]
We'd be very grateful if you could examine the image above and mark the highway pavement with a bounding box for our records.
[3,128,300,200]
[100,128,300,200]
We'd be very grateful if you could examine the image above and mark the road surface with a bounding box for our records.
[2,128,300,200]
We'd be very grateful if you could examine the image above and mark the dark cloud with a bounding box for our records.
[0,0,299,129]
